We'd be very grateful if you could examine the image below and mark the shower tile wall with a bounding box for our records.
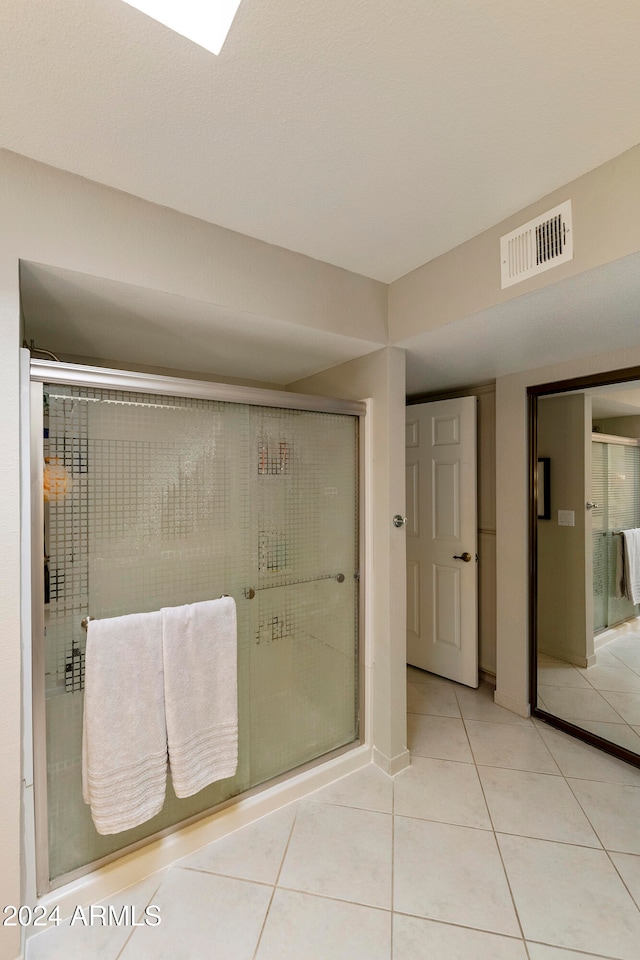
[41,386,358,886]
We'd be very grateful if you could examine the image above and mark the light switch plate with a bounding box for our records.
[558,510,575,527]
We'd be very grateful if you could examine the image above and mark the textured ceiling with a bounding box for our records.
[2,0,640,282]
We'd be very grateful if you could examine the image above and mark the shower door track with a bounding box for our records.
[30,358,366,416]
[27,355,367,896]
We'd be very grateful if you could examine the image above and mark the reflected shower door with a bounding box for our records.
[40,383,359,886]
[592,439,640,633]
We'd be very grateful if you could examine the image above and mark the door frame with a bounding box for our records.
[528,365,640,770]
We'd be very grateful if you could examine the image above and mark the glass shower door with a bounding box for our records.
[248,407,359,784]
[592,438,640,633]
[38,382,359,888]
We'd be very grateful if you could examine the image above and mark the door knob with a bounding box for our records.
[453,552,472,562]
[393,515,407,528]
[586,501,600,510]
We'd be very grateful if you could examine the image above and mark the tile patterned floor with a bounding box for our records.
[28,668,640,960]
[537,630,640,753]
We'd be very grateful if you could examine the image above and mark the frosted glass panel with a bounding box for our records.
[249,407,358,783]
[591,442,607,634]
[606,443,640,628]
[591,439,640,634]
[42,384,358,884]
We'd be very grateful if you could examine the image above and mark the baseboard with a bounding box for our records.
[493,689,531,718]
[373,746,411,776]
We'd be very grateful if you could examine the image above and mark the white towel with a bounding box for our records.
[162,598,238,798]
[82,611,168,835]
[622,529,640,605]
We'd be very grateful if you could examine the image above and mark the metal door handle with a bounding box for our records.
[453,552,472,562]
[586,501,600,510]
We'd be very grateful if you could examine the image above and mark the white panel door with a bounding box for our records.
[406,397,478,687]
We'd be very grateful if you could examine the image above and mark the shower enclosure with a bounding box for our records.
[29,361,363,892]
[592,436,640,633]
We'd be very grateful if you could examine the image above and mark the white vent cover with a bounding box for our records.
[500,200,573,289]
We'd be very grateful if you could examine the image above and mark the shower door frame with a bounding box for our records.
[27,357,367,896]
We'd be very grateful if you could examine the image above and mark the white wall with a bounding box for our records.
[0,148,388,960]
[495,344,640,717]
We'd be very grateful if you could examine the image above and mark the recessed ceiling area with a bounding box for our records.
[22,251,640,396]
[399,252,640,396]
[2,0,640,282]
[20,262,385,386]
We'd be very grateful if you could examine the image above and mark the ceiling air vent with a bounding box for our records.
[500,200,573,289]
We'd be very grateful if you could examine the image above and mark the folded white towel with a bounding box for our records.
[82,611,168,835]
[622,529,640,605]
[163,598,238,798]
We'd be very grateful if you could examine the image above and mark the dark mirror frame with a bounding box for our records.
[529,363,640,769]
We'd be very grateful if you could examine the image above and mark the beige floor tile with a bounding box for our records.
[583,663,640,694]
[455,682,532,724]
[478,766,600,846]
[609,851,640,909]
[567,778,640,853]
[537,723,640,784]
[407,714,473,762]
[406,665,455,686]
[392,915,528,960]
[599,690,640,725]
[394,756,490,828]
[278,800,392,909]
[498,834,640,959]
[465,720,559,774]
[407,680,461,717]
[119,868,272,960]
[394,817,520,936]
[308,763,393,813]
[537,685,623,723]
[178,803,297,884]
[28,671,640,960]
[527,945,618,960]
[536,661,591,688]
[26,874,163,960]
[256,889,391,960]
[576,719,640,753]
[603,635,640,672]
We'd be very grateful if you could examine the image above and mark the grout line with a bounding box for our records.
[525,937,626,960]
[274,884,392,914]
[470,741,530,953]
[250,803,300,960]
[493,828,602,851]
[177,864,275,888]
[562,776,638,866]
[603,850,640,912]
[113,874,165,959]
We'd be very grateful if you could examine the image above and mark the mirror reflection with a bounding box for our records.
[535,376,640,759]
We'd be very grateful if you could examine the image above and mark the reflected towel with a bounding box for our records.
[163,598,238,798]
[82,612,168,835]
[621,528,640,605]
